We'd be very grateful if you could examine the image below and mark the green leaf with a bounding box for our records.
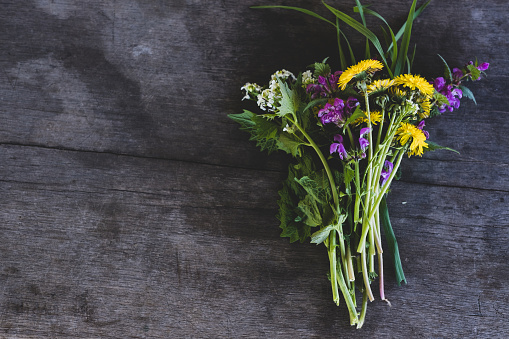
[251,5,336,27]
[276,77,300,119]
[313,61,331,78]
[423,140,459,154]
[342,105,364,127]
[294,175,327,204]
[437,54,453,81]
[343,163,355,186]
[278,161,313,243]
[379,197,406,285]
[322,1,392,78]
[433,91,450,107]
[229,110,280,154]
[303,98,329,114]
[388,0,431,51]
[467,64,481,83]
[310,225,334,244]
[458,85,477,105]
[353,0,370,59]
[278,133,304,157]
[394,0,417,77]
[298,195,322,227]
[228,110,256,130]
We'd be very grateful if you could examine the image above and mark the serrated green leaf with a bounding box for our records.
[228,110,256,130]
[278,133,304,157]
[458,85,477,105]
[466,64,481,83]
[343,163,355,186]
[423,140,459,154]
[310,225,334,244]
[433,90,450,107]
[298,195,322,227]
[294,176,327,203]
[276,77,300,119]
[313,62,331,78]
[229,110,281,154]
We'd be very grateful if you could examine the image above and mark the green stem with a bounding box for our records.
[361,245,374,301]
[335,257,360,326]
[357,290,369,329]
[289,117,339,207]
[328,233,340,306]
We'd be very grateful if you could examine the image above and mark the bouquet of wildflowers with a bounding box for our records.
[230,0,488,328]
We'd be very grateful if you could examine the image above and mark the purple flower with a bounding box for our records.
[359,127,371,138]
[416,120,430,139]
[468,61,490,80]
[434,77,446,92]
[433,77,463,113]
[380,160,393,186]
[452,68,463,82]
[330,134,348,160]
[317,97,359,127]
[358,137,369,151]
[306,71,343,99]
[477,62,489,71]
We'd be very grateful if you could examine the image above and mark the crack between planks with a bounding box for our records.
[0,142,285,174]
[2,142,509,194]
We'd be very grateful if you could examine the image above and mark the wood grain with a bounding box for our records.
[0,0,508,337]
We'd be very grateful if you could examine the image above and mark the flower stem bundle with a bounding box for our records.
[230,0,488,328]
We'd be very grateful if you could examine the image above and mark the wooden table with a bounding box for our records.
[0,1,507,337]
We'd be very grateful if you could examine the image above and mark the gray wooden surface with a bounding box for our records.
[0,0,507,338]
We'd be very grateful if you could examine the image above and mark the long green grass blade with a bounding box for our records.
[339,27,357,66]
[322,1,392,78]
[356,7,399,72]
[388,0,431,52]
[336,17,348,70]
[251,5,337,27]
[394,0,417,76]
[354,0,371,59]
[379,196,406,285]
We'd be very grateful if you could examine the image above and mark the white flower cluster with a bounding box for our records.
[241,82,263,101]
[257,69,296,111]
[301,70,315,87]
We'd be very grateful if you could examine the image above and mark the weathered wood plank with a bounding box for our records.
[0,145,508,337]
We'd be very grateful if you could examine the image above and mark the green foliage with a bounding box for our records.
[379,197,406,285]
[437,54,453,81]
[423,141,459,155]
[276,77,300,119]
[228,110,279,153]
[467,64,481,83]
[312,59,332,78]
[277,154,336,243]
[459,85,477,105]
[433,91,450,107]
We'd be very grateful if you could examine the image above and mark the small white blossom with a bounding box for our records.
[302,70,315,87]
[241,82,262,101]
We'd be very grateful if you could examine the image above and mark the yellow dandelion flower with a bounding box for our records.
[393,74,434,97]
[354,111,383,126]
[338,59,384,90]
[389,86,407,97]
[396,122,428,157]
[366,78,395,94]
[419,98,431,119]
